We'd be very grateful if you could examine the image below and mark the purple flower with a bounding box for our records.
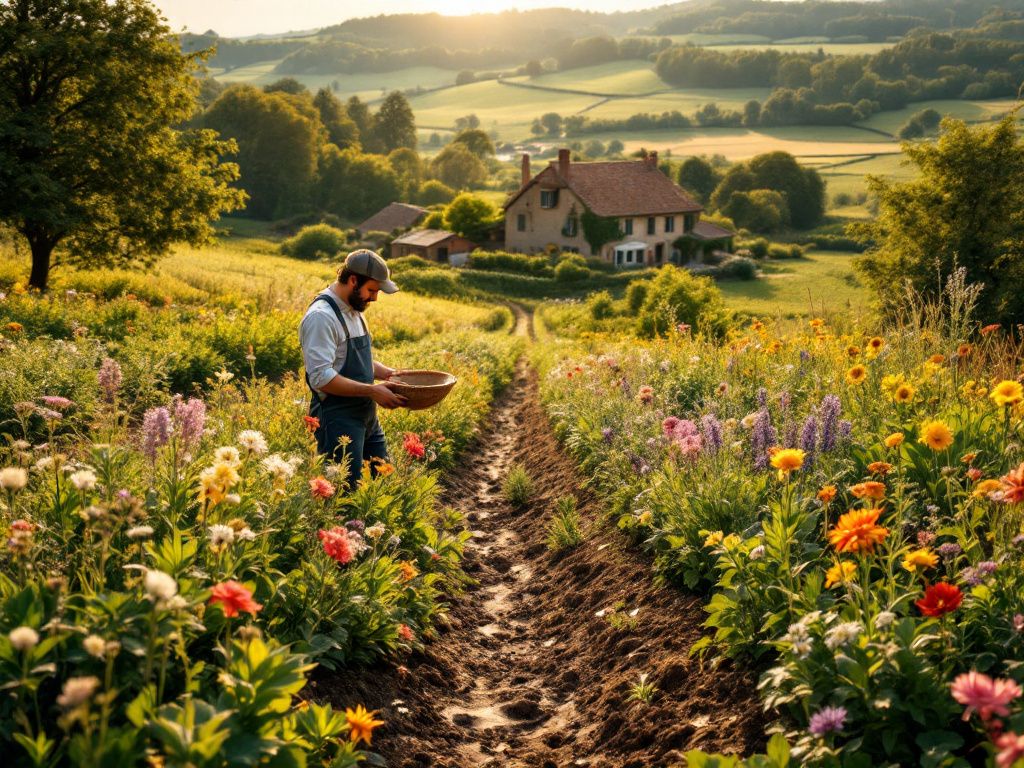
[345,519,365,532]
[673,419,699,440]
[619,378,631,396]
[809,706,847,736]
[799,415,818,467]
[799,350,811,362]
[937,542,962,558]
[757,387,768,409]
[779,391,791,411]
[838,420,853,440]
[819,395,841,452]
[784,422,799,449]
[701,415,723,454]
[751,409,777,471]
[172,397,206,451]
[40,396,74,411]
[960,567,983,586]
[601,427,614,444]
[141,407,171,461]
[98,357,122,403]
[978,560,998,575]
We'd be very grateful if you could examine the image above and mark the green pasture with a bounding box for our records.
[855,98,1019,135]
[212,63,462,101]
[719,250,869,318]
[408,80,598,139]
[580,88,774,119]
[506,60,669,95]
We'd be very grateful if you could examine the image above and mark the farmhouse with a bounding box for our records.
[504,149,733,268]
[390,229,477,263]
[356,202,427,235]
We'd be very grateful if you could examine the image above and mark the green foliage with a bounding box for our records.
[554,256,590,284]
[502,464,534,508]
[313,87,359,150]
[319,145,402,221]
[546,496,584,552]
[711,152,826,229]
[634,266,731,338]
[0,0,246,289]
[587,290,615,320]
[467,252,551,276]
[580,210,624,256]
[281,224,350,261]
[678,156,721,204]
[852,113,1024,325]
[417,180,456,206]
[373,91,417,153]
[442,194,501,243]
[451,129,495,158]
[898,107,942,140]
[429,143,487,190]
[722,189,790,233]
[626,672,658,704]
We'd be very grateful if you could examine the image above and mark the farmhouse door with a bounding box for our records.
[655,243,664,264]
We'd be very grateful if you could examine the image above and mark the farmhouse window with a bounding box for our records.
[665,216,675,233]
[517,213,526,232]
[684,213,696,232]
[647,217,656,235]
[562,213,578,237]
[540,189,558,208]
[622,218,633,235]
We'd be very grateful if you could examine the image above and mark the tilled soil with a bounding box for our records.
[311,354,766,767]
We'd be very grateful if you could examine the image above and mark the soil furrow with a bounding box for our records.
[313,351,765,767]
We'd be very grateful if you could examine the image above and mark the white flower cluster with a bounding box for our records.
[237,430,268,456]
[824,621,863,651]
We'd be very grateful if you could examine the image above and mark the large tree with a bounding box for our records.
[0,0,245,289]
[372,91,416,154]
[852,114,1024,324]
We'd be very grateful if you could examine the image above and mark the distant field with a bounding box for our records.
[408,80,598,139]
[212,63,463,100]
[712,41,895,55]
[581,88,774,119]
[719,250,869,317]
[855,98,1019,134]
[506,60,669,94]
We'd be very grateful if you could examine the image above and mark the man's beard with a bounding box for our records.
[348,292,368,312]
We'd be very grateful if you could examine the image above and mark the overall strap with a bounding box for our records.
[310,292,352,341]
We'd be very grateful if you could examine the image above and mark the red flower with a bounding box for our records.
[403,433,425,460]
[209,580,262,618]
[980,323,1001,336]
[1000,462,1024,505]
[303,415,320,434]
[916,582,963,618]
[309,476,335,499]
[398,623,414,642]
[319,526,353,564]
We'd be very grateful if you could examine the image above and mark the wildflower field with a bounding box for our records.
[535,274,1024,767]
[0,239,521,766]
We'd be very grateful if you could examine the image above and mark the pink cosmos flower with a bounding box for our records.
[309,476,335,499]
[951,671,1022,721]
[996,732,1024,768]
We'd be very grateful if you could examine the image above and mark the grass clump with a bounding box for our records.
[502,463,534,507]
[546,495,584,552]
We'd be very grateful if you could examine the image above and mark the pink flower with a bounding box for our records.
[637,385,654,404]
[398,623,414,642]
[309,476,335,499]
[951,671,1022,721]
[319,526,353,564]
[209,580,262,618]
[98,358,122,403]
[40,396,74,411]
[403,433,425,460]
[661,417,680,437]
[996,732,1024,768]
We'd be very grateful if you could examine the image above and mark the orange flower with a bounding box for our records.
[960,452,977,465]
[817,485,837,505]
[847,345,861,359]
[980,323,1001,336]
[309,476,336,499]
[867,461,893,476]
[209,581,262,618]
[846,364,867,385]
[884,432,905,449]
[398,561,418,582]
[916,582,963,618]
[828,508,889,553]
[303,415,320,434]
[956,343,972,358]
[928,354,945,365]
[850,481,886,500]
[345,705,384,746]
[974,479,1003,499]
[1000,462,1024,504]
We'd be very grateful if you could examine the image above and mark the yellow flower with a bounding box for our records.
[723,534,741,550]
[770,448,805,475]
[809,318,825,329]
[928,354,945,365]
[345,704,384,746]
[846,364,868,385]
[846,345,861,359]
[825,561,857,588]
[918,420,954,451]
[704,530,724,547]
[866,336,885,358]
[990,380,1024,408]
[973,479,1002,499]
[893,384,916,403]
[884,432,905,449]
[902,548,938,573]
[397,561,418,582]
[881,374,903,394]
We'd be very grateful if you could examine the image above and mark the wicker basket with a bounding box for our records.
[389,369,457,411]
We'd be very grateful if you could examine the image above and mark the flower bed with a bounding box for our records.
[535,297,1024,765]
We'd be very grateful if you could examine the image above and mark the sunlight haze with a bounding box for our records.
[156,0,698,37]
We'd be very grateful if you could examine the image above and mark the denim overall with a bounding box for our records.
[306,293,389,489]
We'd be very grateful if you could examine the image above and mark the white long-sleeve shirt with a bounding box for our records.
[299,287,369,395]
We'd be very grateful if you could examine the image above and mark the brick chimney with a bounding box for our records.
[558,148,570,178]
[647,150,658,168]
[521,153,530,187]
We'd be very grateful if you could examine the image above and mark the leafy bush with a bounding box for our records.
[502,463,534,507]
[767,243,805,259]
[467,251,552,276]
[715,256,758,280]
[635,266,731,338]
[417,179,455,206]
[281,224,350,260]
[388,254,434,273]
[554,256,590,283]
[587,290,615,320]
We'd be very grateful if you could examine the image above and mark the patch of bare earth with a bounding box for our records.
[310,356,765,767]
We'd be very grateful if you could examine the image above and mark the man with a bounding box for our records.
[299,249,406,489]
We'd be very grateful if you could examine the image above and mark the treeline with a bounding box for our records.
[274,40,520,76]
[179,32,306,71]
[650,0,1024,39]
[556,36,670,72]
[195,81,499,221]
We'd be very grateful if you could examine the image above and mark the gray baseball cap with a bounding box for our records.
[343,249,399,294]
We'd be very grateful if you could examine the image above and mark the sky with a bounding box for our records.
[153,0,690,37]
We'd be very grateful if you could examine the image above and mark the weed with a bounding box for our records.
[546,495,584,551]
[503,463,534,507]
[627,672,658,704]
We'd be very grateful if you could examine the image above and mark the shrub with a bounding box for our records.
[554,256,590,283]
[715,255,758,280]
[467,251,551,276]
[767,243,805,259]
[739,237,770,259]
[587,290,615,320]
[625,281,649,313]
[546,496,584,552]
[502,463,534,507]
[635,265,730,338]
[418,179,456,206]
[281,224,349,260]
[388,255,434,273]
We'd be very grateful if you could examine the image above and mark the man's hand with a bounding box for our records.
[369,381,407,409]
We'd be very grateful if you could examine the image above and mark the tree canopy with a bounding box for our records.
[0,0,245,289]
[852,113,1024,325]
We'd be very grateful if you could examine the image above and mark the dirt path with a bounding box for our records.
[313,313,764,767]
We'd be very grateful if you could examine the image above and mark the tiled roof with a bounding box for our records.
[357,202,427,233]
[505,159,702,217]
[391,228,460,247]
[691,221,735,239]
